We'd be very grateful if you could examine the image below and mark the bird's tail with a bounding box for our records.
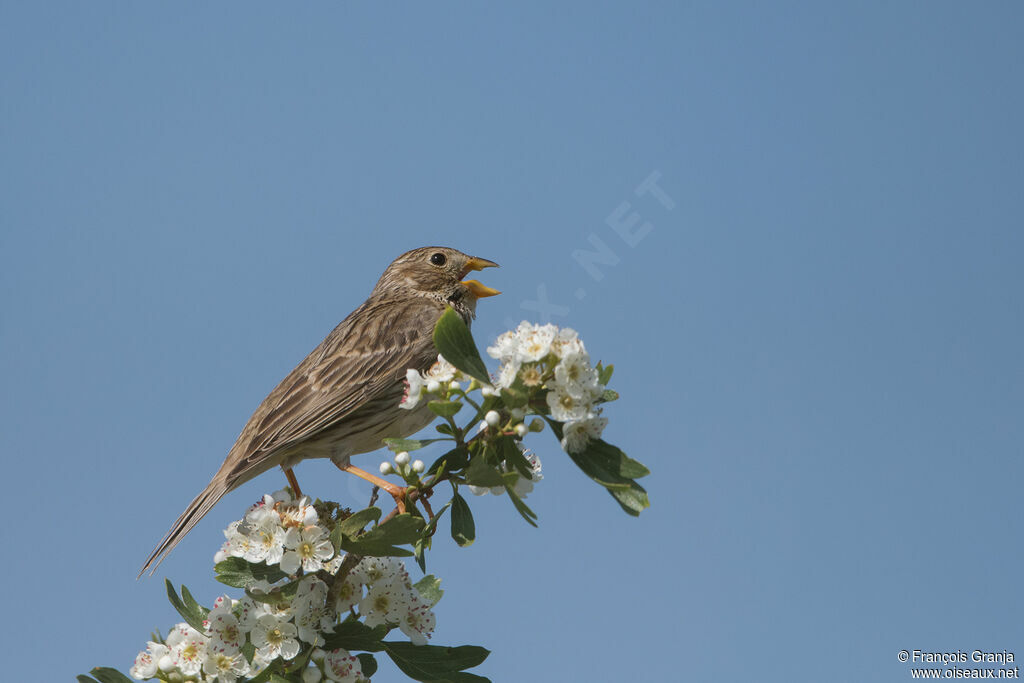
[138,476,231,578]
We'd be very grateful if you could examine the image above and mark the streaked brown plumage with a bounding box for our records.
[140,246,499,576]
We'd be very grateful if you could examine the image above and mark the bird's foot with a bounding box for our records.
[339,464,407,514]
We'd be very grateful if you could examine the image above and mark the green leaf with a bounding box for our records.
[413,574,444,607]
[502,472,538,527]
[383,437,444,452]
[214,557,287,589]
[85,668,134,683]
[339,513,426,557]
[546,420,650,482]
[465,456,505,487]
[597,362,614,385]
[357,653,379,678]
[497,436,533,480]
[498,384,529,408]
[544,419,651,515]
[383,642,491,682]
[332,506,383,549]
[322,620,389,652]
[376,513,427,544]
[428,400,463,418]
[609,481,651,516]
[181,584,208,623]
[585,438,649,478]
[433,307,491,384]
[76,677,99,683]
[422,499,452,538]
[596,388,620,403]
[246,577,302,605]
[415,536,429,573]
[267,674,293,683]
[427,445,470,476]
[165,580,208,632]
[450,492,476,547]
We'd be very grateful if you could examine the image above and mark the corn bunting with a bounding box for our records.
[140,246,499,575]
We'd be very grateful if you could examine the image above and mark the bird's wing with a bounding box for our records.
[224,297,441,484]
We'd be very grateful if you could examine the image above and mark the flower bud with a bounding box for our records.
[514,423,528,437]
[449,380,461,391]
[303,666,323,683]
[412,459,425,473]
[485,410,501,427]
[510,407,526,420]
[379,461,394,475]
[481,386,496,397]
[426,379,441,393]
[529,418,544,432]
[394,451,410,466]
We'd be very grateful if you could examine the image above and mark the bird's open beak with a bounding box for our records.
[460,257,501,297]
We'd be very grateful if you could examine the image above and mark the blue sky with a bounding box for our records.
[3,2,1022,681]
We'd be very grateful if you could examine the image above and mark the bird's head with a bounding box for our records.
[374,246,500,316]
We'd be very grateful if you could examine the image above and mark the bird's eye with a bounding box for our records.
[430,252,447,266]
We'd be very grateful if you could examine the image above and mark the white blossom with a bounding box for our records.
[282,525,335,574]
[332,572,364,614]
[251,613,301,662]
[165,623,209,676]
[493,358,520,389]
[323,648,363,682]
[205,596,244,653]
[277,496,319,528]
[550,326,586,358]
[292,577,332,645]
[398,596,437,646]
[424,354,458,383]
[359,578,412,627]
[546,385,595,422]
[486,330,518,361]
[515,322,557,362]
[352,556,408,586]
[202,649,249,683]
[233,595,270,632]
[129,641,168,680]
[560,416,608,453]
[553,352,600,399]
[399,368,426,410]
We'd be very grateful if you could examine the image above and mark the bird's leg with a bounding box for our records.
[283,466,303,499]
[338,463,406,514]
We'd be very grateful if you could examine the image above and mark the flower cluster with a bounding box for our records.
[486,322,609,453]
[130,490,438,682]
[215,491,333,574]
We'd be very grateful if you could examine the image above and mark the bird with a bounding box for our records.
[140,246,499,576]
